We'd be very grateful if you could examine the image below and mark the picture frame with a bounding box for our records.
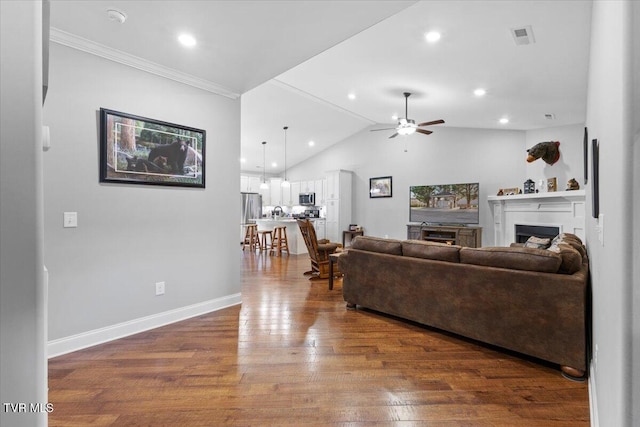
[99,108,205,188]
[369,176,392,198]
[583,127,588,185]
[547,177,557,192]
[498,187,520,196]
[592,138,599,218]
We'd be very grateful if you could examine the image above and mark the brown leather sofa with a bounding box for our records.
[338,234,589,379]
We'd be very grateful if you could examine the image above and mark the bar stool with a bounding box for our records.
[242,224,259,251]
[256,229,273,252]
[270,226,290,256]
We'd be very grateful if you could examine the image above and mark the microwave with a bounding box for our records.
[299,192,315,206]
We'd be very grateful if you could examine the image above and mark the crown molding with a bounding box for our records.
[270,78,376,125]
[50,28,240,100]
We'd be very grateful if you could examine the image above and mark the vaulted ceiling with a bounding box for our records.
[49,0,592,174]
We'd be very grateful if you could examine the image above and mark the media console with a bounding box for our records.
[406,224,482,248]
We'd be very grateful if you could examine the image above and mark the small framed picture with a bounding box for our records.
[547,177,557,192]
[369,176,392,198]
[99,108,205,188]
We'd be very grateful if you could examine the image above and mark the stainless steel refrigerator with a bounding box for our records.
[240,192,262,242]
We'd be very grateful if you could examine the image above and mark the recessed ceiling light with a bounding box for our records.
[499,117,509,124]
[271,162,277,168]
[308,141,315,147]
[348,93,356,100]
[474,88,487,97]
[425,31,441,43]
[178,33,197,48]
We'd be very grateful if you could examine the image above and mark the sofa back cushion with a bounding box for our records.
[351,236,403,255]
[460,246,562,273]
[402,240,461,263]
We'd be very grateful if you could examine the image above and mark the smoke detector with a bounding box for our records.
[107,9,127,24]
[511,25,535,45]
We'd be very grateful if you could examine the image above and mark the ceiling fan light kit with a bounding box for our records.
[371,92,444,139]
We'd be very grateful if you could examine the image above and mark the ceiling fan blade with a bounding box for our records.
[416,129,433,135]
[388,133,399,139]
[370,127,397,132]
[417,119,445,127]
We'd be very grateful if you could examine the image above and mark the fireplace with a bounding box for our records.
[514,224,560,243]
[487,190,586,246]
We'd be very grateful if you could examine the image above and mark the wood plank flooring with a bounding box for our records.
[48,251,590,426]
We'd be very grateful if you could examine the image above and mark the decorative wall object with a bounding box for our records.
[100,108,205,188]
[592,138,599,218]
[526,140,561,165]
[369,176,392,198]
[583,127,588,185]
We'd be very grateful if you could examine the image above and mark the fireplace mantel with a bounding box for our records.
[487,190,586,246]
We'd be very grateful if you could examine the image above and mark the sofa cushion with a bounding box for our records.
[402,240,461,263]
[548,242,583,274]
[459,246,562,273]
[551,233,587,259]
[523,236,552,249]
[351,236,403,255]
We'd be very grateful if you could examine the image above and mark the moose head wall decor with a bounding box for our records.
[526,141,561,165]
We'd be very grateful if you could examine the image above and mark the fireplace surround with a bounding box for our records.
[488,190,585,246]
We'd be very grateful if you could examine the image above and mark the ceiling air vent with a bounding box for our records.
[544,113,556,120]
[511,25,535,46]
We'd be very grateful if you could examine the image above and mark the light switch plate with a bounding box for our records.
[63,212,77,228]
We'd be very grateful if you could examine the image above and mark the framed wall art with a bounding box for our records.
[99,108,205,188]
[369,176,392,198]
[592,138,599,218]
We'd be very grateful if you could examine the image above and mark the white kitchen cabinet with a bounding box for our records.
[314,179,325,205]
[290,181,301,205]
[281,182,293,206]
[269,178,283,206]
[324,170,352,243]
[313,219,326,241]
[240,175,263,193]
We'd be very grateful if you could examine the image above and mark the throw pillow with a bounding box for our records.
[524,236,552,249]
[547,242,582,274]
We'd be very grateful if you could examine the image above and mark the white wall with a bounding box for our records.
[525,123,585,191]
[0,2,47,426]
[585,1,636,426]
[632,1,640,423]
[43,44,241,345]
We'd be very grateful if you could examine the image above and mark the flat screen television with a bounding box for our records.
[410,182,479,225]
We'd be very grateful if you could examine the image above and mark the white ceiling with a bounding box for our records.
[49,0,592,175]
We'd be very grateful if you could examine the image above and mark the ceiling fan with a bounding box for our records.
[371,92,444,138]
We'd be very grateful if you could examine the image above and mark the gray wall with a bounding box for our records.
[0,2,47,426]
[585,1,638,426]
[43,44,241,341]
[286,124,585,245]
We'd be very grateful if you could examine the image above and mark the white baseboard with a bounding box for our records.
[47,293,242,358]
[589,363,599,427]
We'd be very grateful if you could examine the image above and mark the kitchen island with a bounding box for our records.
[254,218,308,255]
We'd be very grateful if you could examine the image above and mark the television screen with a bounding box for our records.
[410,183,479,224]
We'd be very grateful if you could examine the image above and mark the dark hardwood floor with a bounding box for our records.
[48,251,590,426]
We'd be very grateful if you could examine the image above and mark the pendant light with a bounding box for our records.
[259,141,269,189]
[281,126,290,187]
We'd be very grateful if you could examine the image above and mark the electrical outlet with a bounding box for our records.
[155,281,165,296]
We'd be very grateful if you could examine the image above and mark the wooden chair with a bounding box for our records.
[242,224,259,251]
[256,229,273,252]
[270,226,289,256]
[297,219,342,279]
